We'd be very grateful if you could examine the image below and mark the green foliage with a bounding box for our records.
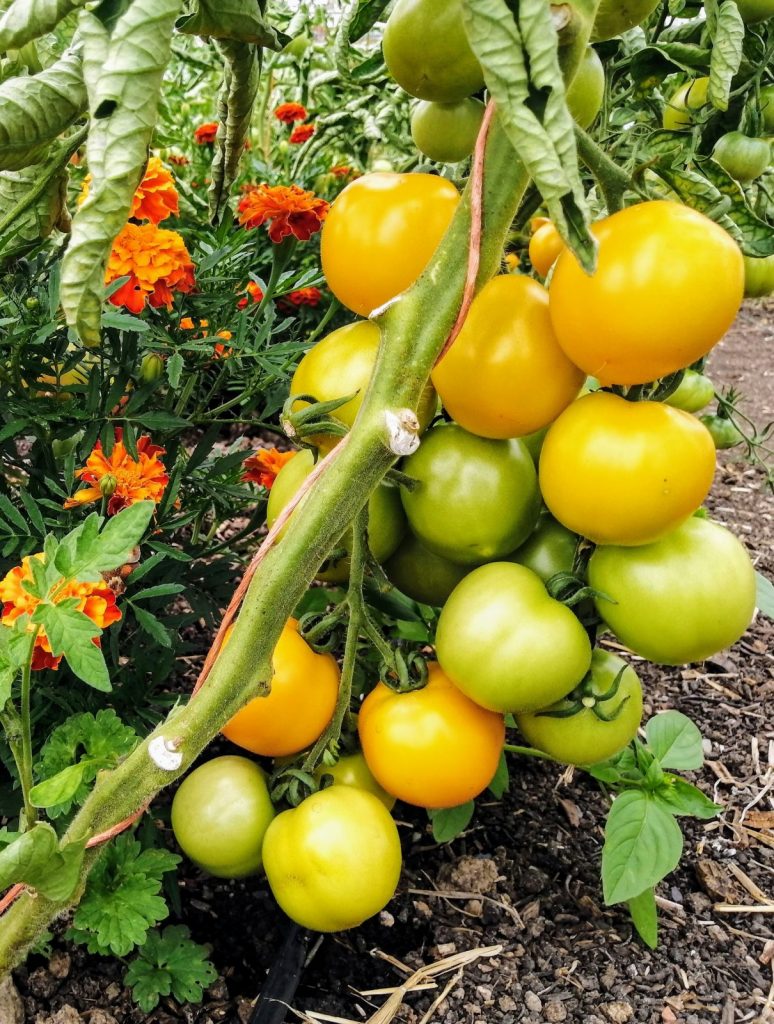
[125,925,217,1013]
[708,1,744,111]
[428,801,475,843]
[0,822,85,900]
[208,40,260,221]
[68,835,180,956]
[0,0,90,52]
[756,570,774,618]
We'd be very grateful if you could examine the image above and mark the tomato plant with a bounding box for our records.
[509,514,579,583]
[384,532,469,606]
[314,751,396,810]
[171,757,275,879]
[662,77,710,131]
[528,221,565,277]
[744,253,774,297]
[436,562,593,713]
[712,132,771,182]
[262,787,402,932]
[410,98,485,163]
[589,517,757,665]
[664,370,715,413]
[567,46,605,130]
[700,412,745,449]
[358,662,505,808]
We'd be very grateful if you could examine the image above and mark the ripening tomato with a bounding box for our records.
[290,321,436,449]
[383,0,484,102]
[592,0,660,40]
[664,370,715,413]
[539,392,716,546]
[359,662,505,808]
[384,533,469,606]
[712,132,771,183]
[589,517,757,664]
[321,172,459,316]
[744,254,774,298]
[567,46,605,129]
[549,201,744,386]
[171,756,275,878]
[436,562,592,713]
[662,77,709,130]
[267,450,406,581]
[221,619,339,757]
[509,514,579,583]
[431,276,584,439]
[314,751,396,810]
[400,422,541,564]
[516,650,643,766]
[411,98,485,163]
[761,84,774,134]
[529,222,565,278]
[734,0,774,22]
[263,787,401,931]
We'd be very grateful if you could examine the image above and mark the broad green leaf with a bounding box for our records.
[60,0,184,346]
[708,2,744,112]
[645,711,704,770]
[654,777,722,819]
[630,43,710,83]
[125,925,217,1013]
[0,0,90,51]
[0,822,85,901]
[755,570,774,619]
[349,0,391,41]
[176,0,287,47]
[627,888,658,948]
[31,601,111,690]
[0,163,69,257]
[488,751,509,799]
[0,624,33,708]
[55,502,153,580]
[30,761,93,809]
[602,790,683,905]
[463,0,596,271]
[429,801,475,843]
[0,47,86,171]
[208,40,260,222]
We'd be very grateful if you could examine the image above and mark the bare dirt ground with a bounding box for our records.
[9,301,774,1024]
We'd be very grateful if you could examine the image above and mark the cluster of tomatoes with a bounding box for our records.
[171,0,760,935]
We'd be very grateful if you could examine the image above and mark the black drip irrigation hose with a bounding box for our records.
[246,917,313,1024]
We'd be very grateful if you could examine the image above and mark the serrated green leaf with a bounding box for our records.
[0,0,90,51]
[56,502,153,582]
[645,711,704,770]
[0,823,85,901]
[31,602,110,690]
[627,887,658,948]
[602,790,683,905]
[0,48,87,171]
[132,605,172,647]
[176,0,287,47]
[462,0,596,271]
[654,777,722,819]
[130,583,184,601]
[134,411,189,431]
[428,801,475,843]
[166,350,183,389]
[60,0,183,346]
[208,39,259,222]
[755,570,774,618]
[708,2,744,112]
[30,761,93,809]
[125,925,217,1013]
[349,0,391,41]
[630,43,710,83]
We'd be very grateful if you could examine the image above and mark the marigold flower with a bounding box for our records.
[168,153,190,166]
[237,184,329,244]
[242,448,295,489]
[331,165,357,178]
[64,430,169,516]
[106,223,195,315]
[274,102,308,124]
[289,123,315,145]
[0,554,121,671]
[80,157,179,225]
[237,280,265,309]
[286,287,322,307]
[195,122,219,145]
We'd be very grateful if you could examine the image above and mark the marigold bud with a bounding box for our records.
[100,474,118,497]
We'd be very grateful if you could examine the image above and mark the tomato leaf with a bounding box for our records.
[654,778,723,819]
[755,570,774,619]
[0,0,90,51]
[602,790,683,905]
[55,502,154,581]
[0,823,86,902]
[175,0,287,47]
[31,601,111,691]
[645,711,703,770]
[488,752,509,799]
[626,887,659,949]
[428,801,475,844]
[708,1,744,112]
[0,624,34,709]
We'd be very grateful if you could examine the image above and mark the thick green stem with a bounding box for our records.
[574,124,635,213]
[504,743,558,763]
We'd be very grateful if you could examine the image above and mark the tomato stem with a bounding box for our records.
[503,743,557,762]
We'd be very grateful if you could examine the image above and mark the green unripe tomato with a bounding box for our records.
[410,98,485,163]
[761,84,774,134]
[171,756,275,878]
[520,426,548,465]
[383,0,484,102]
[699,413,744,449]
[743,253,774,297]
[384,532,469,606]
[664,370,715,413]
[712,132,771,183]
[592,0,661,40]
[25,296,40,310]
[314,752,396,810]
[733,0,774,22]
[662,77,709,131]
[509,515,579,584]
[567,47,605,130]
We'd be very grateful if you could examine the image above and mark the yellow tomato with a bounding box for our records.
[221,619,339,757]
[320,172,460,316]
[431,275,584,439]
[548,201,744,386]
[662,77,710,131]
[539,392,716,546]
[528,222,565,277]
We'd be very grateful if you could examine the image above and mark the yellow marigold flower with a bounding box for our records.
[80,157,179,225]
[106,223,195,314]
[64,429,169,515]
[0,554,121,671]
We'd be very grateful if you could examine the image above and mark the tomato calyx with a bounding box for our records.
[537,665,631,723]
[298,605,348,653]
[270,761,319,807]
[378,646,428,693]
[280,390,357,444]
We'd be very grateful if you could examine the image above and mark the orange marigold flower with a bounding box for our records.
[195,121,219,145]
[213,331,234,359]
[237,184,328,244]
[106,223,195,315]
[80,157,179,225]
[237,280,265,309]
[289,123,315,145]
[331,164,357,177]
[168,153,190,166]
[242,448,295,489]
[275,102,308,124]
[64,430,169,516]
[0,553,121,672]
[286,287,322,307]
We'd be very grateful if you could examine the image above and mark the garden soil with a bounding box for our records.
[10,301,774,1024]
